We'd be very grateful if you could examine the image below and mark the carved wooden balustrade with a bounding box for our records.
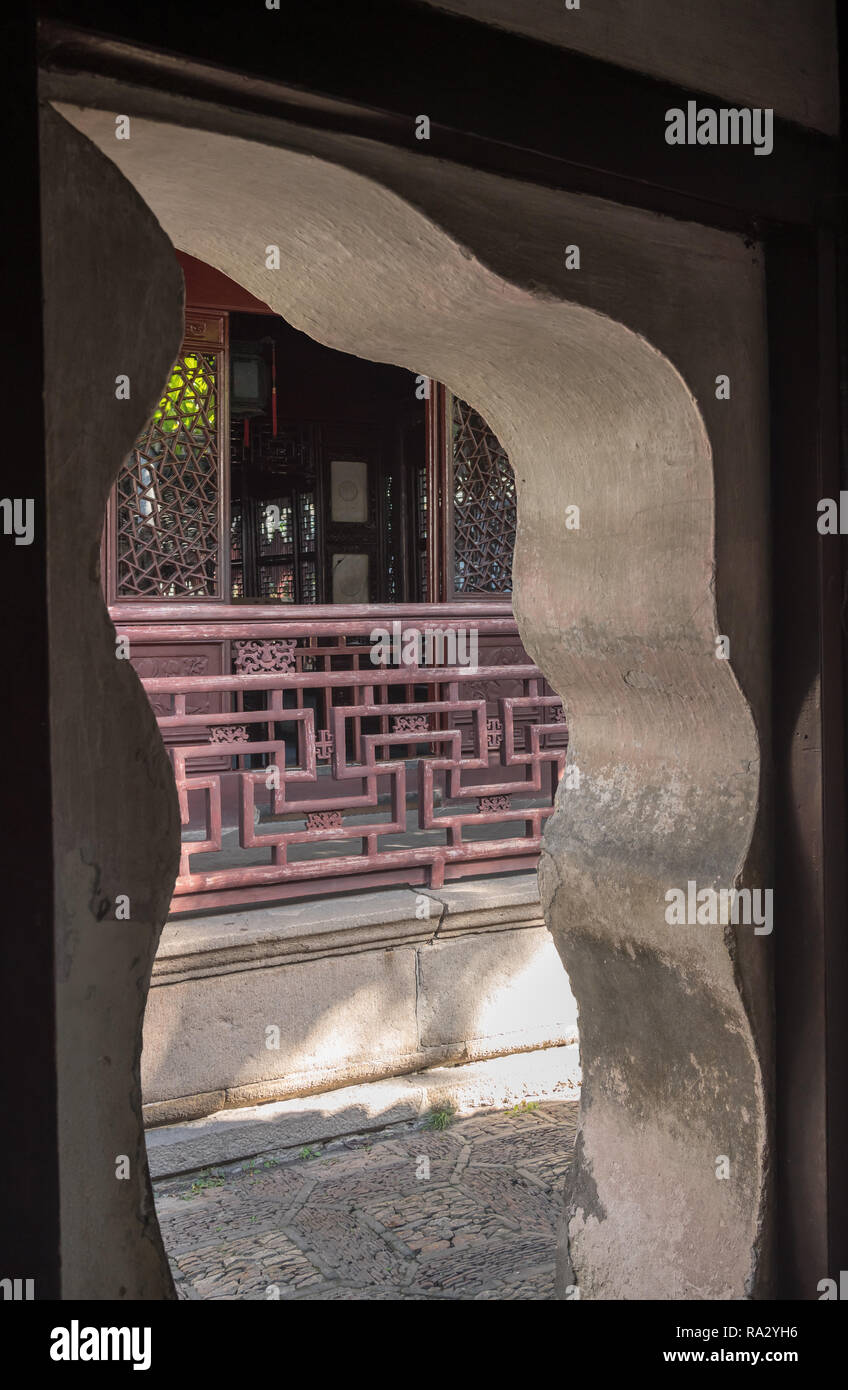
[111,603,567,914]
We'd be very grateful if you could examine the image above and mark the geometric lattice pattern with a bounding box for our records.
[165,681,564,902]
[142,620,566,913]
[452,397,516,594]
[486,718,503,750]
[116,351,219,597]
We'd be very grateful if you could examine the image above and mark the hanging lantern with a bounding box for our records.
[230,345,269,419]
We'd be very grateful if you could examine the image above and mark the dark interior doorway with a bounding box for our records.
[228,311,426,605]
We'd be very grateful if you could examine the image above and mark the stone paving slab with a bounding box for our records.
[157,1098,578,1301]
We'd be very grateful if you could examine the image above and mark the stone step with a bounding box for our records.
[146,1044,581,1180]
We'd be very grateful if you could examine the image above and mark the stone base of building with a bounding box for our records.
[142,873,580,1128]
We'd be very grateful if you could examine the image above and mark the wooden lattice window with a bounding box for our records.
[109,312,228,601]
[448,392,515,596]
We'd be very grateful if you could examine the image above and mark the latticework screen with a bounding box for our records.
[115,350,220,597]
[451,396,515,594]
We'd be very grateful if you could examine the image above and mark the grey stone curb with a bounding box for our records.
[147,1043,580,1179]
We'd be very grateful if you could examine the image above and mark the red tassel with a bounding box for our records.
[243,417,249,448]
[271,340,278,437]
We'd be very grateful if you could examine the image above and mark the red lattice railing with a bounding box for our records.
[113,604,567,914]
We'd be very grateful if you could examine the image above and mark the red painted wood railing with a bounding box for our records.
[112,604,567,914]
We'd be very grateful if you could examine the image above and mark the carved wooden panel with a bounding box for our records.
[130,643,227,770]
[183,310,226,350]
[131,651,213,720]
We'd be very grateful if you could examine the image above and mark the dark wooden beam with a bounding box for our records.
[38,2,838,235]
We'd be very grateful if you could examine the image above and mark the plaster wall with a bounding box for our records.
[42,96,772,1299]
[40,108,183,1298]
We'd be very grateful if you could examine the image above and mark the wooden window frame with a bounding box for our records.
[426,381,515,603]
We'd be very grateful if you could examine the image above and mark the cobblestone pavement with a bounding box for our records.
[154,1098,578,1300]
